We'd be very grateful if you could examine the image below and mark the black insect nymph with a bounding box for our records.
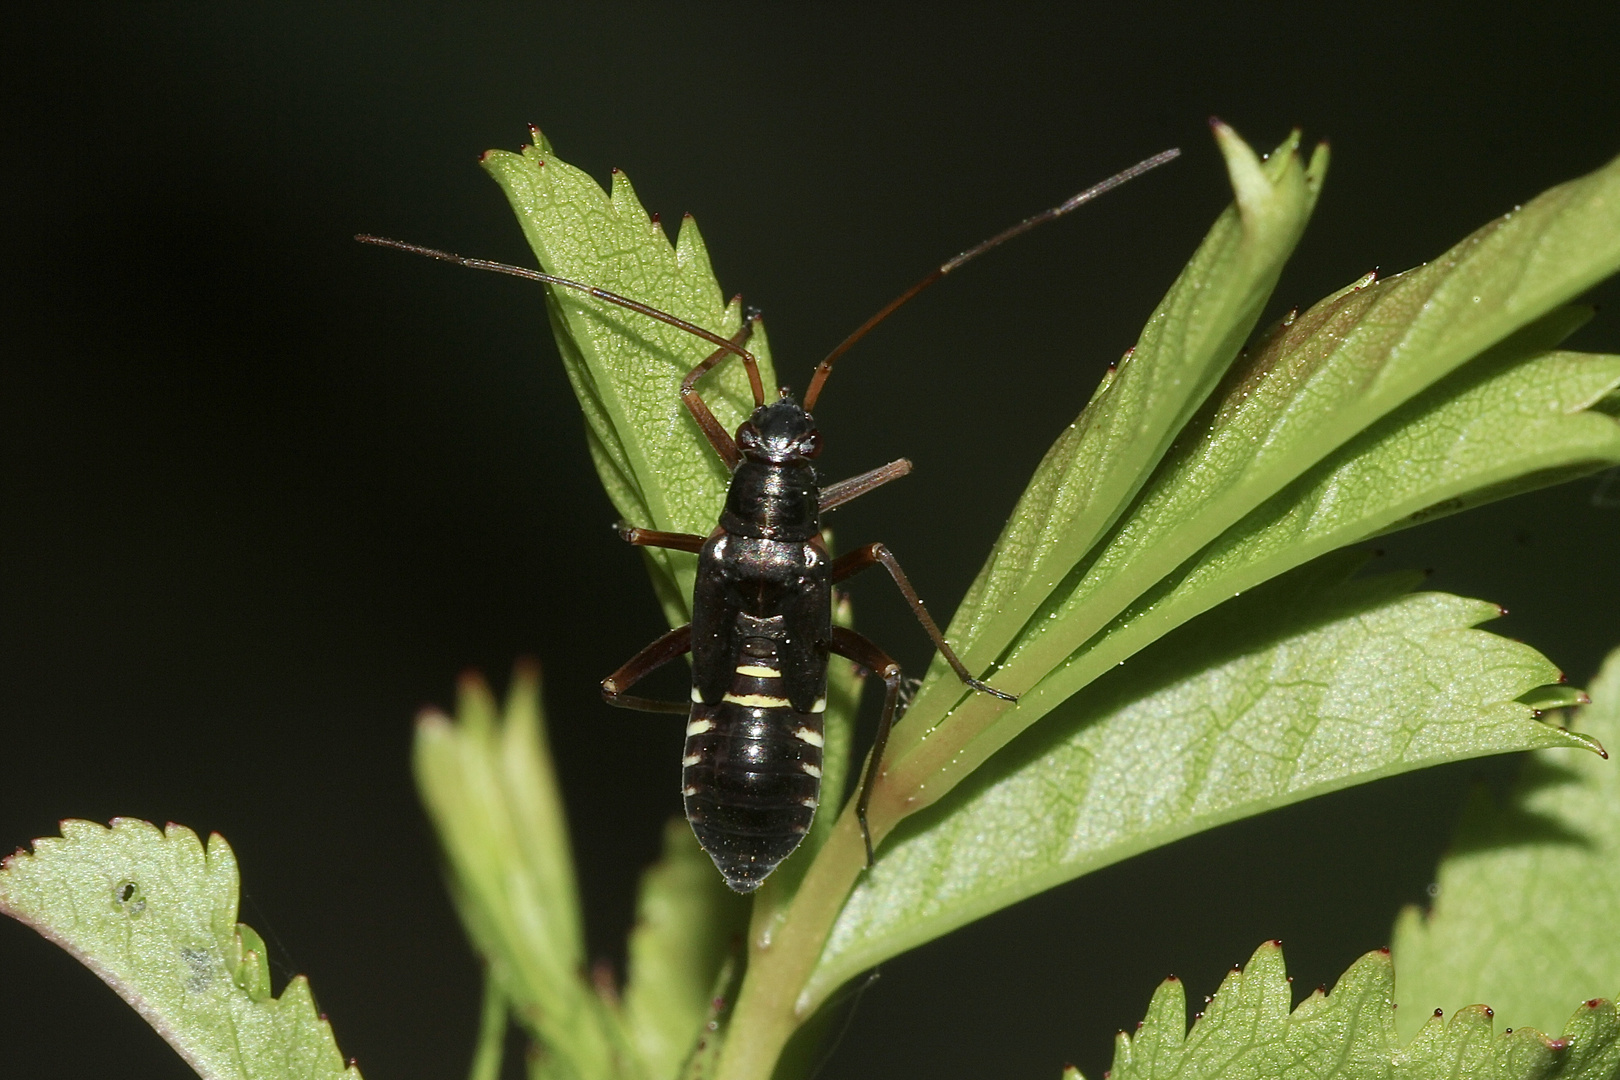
[357,144,1177,891]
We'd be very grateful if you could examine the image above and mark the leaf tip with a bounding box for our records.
[415,707,451,733]
[1210,120,1270,221]
[1306,139,1331,187]
[525,124,555,155]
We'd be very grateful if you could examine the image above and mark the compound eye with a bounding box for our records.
[797,431,822,458]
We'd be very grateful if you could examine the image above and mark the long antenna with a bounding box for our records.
[800,147,1180,411]
[355,234,767,406]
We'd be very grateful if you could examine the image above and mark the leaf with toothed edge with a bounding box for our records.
[917,124,1329,715]
[983,307,1620,739]
[0,819,361,1080]
[804,552,1599,1010]
[1071,940,1620,1080]
[1394,645,1620,1042]
[480,133,863,909]
[885,143,1620,847]
[481,129,778,624]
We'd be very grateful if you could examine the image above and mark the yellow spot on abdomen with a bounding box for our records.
[722,692,791,708]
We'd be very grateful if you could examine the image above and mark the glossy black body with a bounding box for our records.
[684,399,831,891]
[367,150,1162,894]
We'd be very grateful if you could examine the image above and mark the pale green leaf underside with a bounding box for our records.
[622,819,748,1080]
[807,554,1594,1004]
[1082,941,1620,1080]
[483,132,777,618]
[414,668,621,1080]
[0,819,359,1080]
[897,146,1620,809]
[1006,315,1620,727]
[938,127,1328,689]
[1019,147,1620,687]
[1393,646,1620,1041]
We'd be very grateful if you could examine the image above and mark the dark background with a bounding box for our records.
[4,4,1619,1078]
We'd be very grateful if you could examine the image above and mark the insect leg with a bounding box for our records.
[831,542,1016,702]
[602,624,694,714]
[829,626,904,867]
[615,524,708,553]
[680,311,762,470]
[818,458,913,513]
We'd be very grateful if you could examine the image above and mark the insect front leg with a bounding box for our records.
[602,624,694,714]
[678,312,763,470]
[829,626,904,867]
[831,542,1017,702]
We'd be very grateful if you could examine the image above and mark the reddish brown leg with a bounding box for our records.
[616,525,708,553]
[829,626,904,867]
[602,624,693,714]
[680,313,762,470]
[832,542,1016,702]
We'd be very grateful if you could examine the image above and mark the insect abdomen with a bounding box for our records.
[682,653,826,893]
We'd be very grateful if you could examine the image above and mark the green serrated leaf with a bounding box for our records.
[1001,311,1620,730]
[623,819,748,1080]
[892,144,1620,814]
[414,664,625,1080]
[927,125,1327,708]
[484,135,862,912]
[482,135,778,617]
[804,553,1595,1006]
[0,819,360,1080]
[1393,646,1620,1041]
[1087,941,1620,1080]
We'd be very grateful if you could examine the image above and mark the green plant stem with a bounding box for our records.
[719,734,950,1080]
[718,813,871,1080]
[469,971,507,1080]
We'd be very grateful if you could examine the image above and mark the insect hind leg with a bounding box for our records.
[829,626,905,867]
[832,542,1016,702]
[602,624,694,714]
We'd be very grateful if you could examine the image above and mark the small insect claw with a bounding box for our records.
[968,678,1018,703]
